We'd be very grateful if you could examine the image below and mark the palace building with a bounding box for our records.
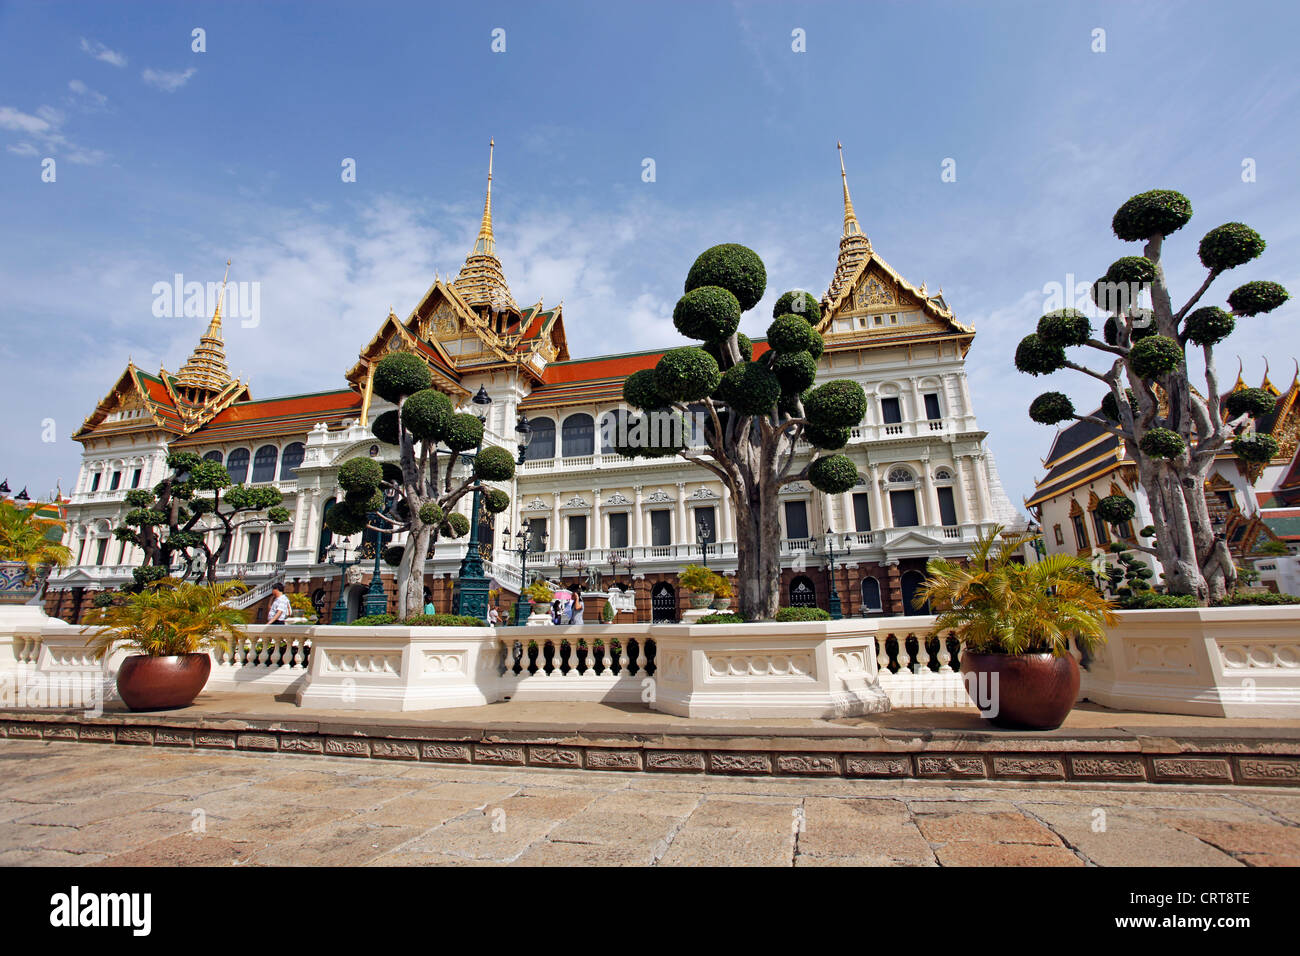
[46,145,1022,624]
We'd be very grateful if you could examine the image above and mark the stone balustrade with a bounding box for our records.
[3,603,1297,719]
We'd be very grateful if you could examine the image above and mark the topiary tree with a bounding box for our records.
[614,243,866,620]
[113,451,290,587]
[1018,190,1290,603]
[326,352,515,618]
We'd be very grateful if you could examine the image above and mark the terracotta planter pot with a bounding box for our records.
[959,651,1079,731]
[115,653,212,711]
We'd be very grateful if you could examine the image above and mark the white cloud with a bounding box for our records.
[68,80,108,109]
[6,143,39,157]
[0,106,56,137]
[79,37,127,68]
[0,103,106,165]
[142,68,197,92]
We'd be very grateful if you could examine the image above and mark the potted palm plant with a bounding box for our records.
[0,500,72,605]
[678,564,715,608]
[915,526,1116,730]
[83,580,248,710]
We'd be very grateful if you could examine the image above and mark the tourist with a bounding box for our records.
[570,594,584,625]
[267,583,290,626]
[424,598,436,615]
[488,605,500,626]
[551,599,562,625]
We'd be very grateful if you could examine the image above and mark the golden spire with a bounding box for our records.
[454,139,517,312]
[1262,356,1279,395]
[175,259,235,399]
[823,143,873,315]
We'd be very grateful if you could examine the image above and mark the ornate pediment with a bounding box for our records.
[645,489,673,503]
[689,487,719,499]
[853,276,897,311]
[523,497,550,512]
[606,491,631,506]
[561,494,590,510]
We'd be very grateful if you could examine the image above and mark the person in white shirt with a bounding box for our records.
[267,583,291,625]
[487,606,500,626]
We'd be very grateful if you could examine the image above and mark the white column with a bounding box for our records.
[632,486,643,547]
[552,497,562,552]
[868,464,884,530]
[592,489,602,551]
[921,467,941,528]
[959,375,976,428]
[676,483,687,545]
[951,458,971,524]
[972,454,991,523]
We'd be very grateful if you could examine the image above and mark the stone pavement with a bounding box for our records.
[2,738,1298,866]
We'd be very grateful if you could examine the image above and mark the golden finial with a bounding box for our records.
[175,258,234,397]
[1262,356,1279,395]
[472,138,495,256]
[837,142,863,239]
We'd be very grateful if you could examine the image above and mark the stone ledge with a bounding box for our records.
[0,713,1296,787]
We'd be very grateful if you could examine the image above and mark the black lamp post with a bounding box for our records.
[515,415,534,465]
[363,486,399,617]
[821,528,843,620]
[505,523,547,625]
[696,512,714,567]
[327,544,363,624]
[1026,520,1046,560]
[453,386,494,620]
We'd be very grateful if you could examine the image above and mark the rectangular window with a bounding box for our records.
[90,473,101,492]
[117,539,127,564]
[1091,510,1111,546]
[95,538,109,565]
[650,510,671,546]
[881,397,902,425]
[567,515,587,551]
[853,493,871,532]
[608,512,628,549]
[1054,524,1065,546]
[246,533,262,563]
[890,489,919,528]
[276,530,291,563]
[694,506,716,543]
[937,487,958,526]
[527,518,548,552]
[924,393,942,420]
[109,471,122,491]
[1072,514,1090,550]
[130,468,142,488]
[784,500,809,540]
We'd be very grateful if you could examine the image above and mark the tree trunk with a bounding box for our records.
[398,522,433,620]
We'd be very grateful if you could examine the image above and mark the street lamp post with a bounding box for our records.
[327,544,363,624]
[505,524,548,625]
[453,386,494,620]
[696,512,713,568]
[362,486,398,617]
[821,528,843,620]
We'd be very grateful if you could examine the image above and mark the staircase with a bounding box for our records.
[225,578,279,611]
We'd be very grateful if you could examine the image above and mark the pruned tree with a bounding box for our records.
[1018,189,1289,603]
[114,451,290,587]
[326,352,515,619]
[614,243,866,621]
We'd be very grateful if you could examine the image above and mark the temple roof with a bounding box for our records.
[171,389,363,446]
[174,261,235,395]
[1025,412,1125,508]
[452,140,518,313]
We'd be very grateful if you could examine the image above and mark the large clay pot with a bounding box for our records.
[688,592,714,609]
[115,654,212,711]
[959,651,1079,731]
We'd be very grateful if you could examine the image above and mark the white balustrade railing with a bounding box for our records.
[208,627,313,692]
[496,629,656,702]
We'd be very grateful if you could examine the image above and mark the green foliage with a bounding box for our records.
[766,314,815,353]
[123,489,155,509]
[772,351,817,393]
[1129,335,1182,379]
[918,526,1116,655]
[1183,306,1235,346]
[695,612,744,625]
[400,613,488,626]
[678,563,716,592]
[82,580,248,659]
[483,488,510,514]
[1140,427,1186,459]
[1232,433,1280,463]
[403,389,454,442]
[805,330,824,361]
[624,368,671,410]
[1029,391,1075,425]
[1214,591,1300,607]
[473,445,516,482]
[337,457,382,495]
[325,499,369,536]
[737,332,755,362]
[1120,592,1197,610]
[1100,388,1134,423]
[1111,189,1193,242]
[804,421,850,450]
[717,360,781,414]
[131,565,169,590]
[443,413,484,453]
[524,580,554,604]
[1198,222,1265,272]
[1106,256,1157,284]
[673,286,741,342]
[684,243,767,311]
[350,613,397,626]
[1102,315,1120,345]
[600,600,616,623]
[418,502,444,525]
[440,511,470,539]
[773,290,821,324]
[654,347,721,402]
[804,380,867,427]
[1225,387,1276,420]
[1014,333,1066,376]
[372,352,432,403]
[1257,540,1291,556]
[774,606,831,622]
[1227,280,1289,316]
[382,544,404,567]
[1036,309,1091,348]
[372,409,400,445]
[1097,495,1136,524]
[808,454,858,494]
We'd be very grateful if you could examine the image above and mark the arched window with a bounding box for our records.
[279,442,305,480]
[226,448,250,484]
[934,468,953,481]
[561,413,595,457]
[860,576,882,613]
[524,417,555,461]
[789,575,817,608]
[600,410,629,454]
[317,499,336,562]
[887,467,915,484]
[203,450,223,465]
[251,444,279,483]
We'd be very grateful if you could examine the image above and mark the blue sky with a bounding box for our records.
[2,0,1298,507]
